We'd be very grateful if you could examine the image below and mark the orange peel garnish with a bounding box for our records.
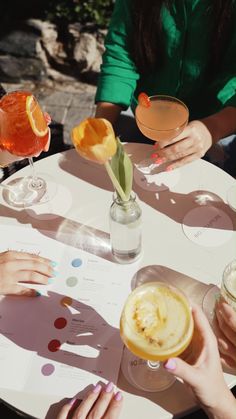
[138,92,151,108]
[26,95,48,137]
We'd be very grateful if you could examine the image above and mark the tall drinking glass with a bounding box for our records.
[203,259,236,322]
[120,282,194,392]
[135,95,189,174]
[0,90,52,207]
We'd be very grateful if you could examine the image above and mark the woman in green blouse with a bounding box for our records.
[95,0,236,174]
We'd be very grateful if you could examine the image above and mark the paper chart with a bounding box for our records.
[0,225,138,397]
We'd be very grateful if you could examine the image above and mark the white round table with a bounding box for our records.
[0,143,235,419]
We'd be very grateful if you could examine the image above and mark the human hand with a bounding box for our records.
[215,299,236,371]
[0,251,56,296]
[155,120,212,170]
[164,304,236,418]
[0,149,25,167]
[57,382,123,419]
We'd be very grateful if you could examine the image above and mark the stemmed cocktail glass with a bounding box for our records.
[135,94,189,174]
[0,90,53,207]
[120,282,194,392]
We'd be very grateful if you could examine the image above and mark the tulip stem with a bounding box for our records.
[105,161,128,201]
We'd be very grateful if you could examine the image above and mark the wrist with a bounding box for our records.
[206,388,236,419]
[201,106,236,145]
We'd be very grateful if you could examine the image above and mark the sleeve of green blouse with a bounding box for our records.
[210,20,236,110]
[95,0,139,109]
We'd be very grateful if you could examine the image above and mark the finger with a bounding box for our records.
[86,382,115,418]
[216,300,236,332]
[2,284,41,297]
[7,259,55,278]
[56,397,80,419]
[156,126,192,149]
[164,356,200,388]
[220,355,236,371]
[15,270,53,285]
[215,309,236,347]
[72,384,102,419]
[217,336,236,363]
[191,304,218,351]
[166,153,200,170]
[157,139,195,161]
[0,250,54,266]
[103,392,123,419]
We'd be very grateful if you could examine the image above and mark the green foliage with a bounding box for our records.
[46,0,114,27]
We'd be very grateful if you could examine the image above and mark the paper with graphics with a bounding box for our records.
[0,225,138,397]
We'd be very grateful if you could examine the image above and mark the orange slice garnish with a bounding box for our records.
[138,92,151,108]
[26,95,48,137]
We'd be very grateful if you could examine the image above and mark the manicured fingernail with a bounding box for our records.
[93,383,102,394]
[151,153,159,159]
[164,358,176,370]
[52,270,59,276]
[35,291,41,297]
[48,278,53,284]
[114,391,123,401]
[166,165,173,172]
[155,157,165,165]
[105,382,114,393]
[68,396,77,406]
[51,261,58,267]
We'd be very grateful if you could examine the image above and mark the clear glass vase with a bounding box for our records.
[109,192,142,263]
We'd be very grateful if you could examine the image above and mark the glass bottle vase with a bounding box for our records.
[109,192,142,263]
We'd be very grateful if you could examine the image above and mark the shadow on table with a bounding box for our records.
[43,266,212,419]
[59,147,236,232]
[45,265,216,419]
[0,203,114,263]
[0,291,121,383]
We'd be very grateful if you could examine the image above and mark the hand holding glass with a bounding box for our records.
[120,282,194,391]
[135,94,189,174]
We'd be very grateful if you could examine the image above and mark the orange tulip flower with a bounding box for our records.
[71,118,117,164]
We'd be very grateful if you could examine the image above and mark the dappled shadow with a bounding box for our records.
[0,203,113,262]
[0,291,120,382]
[59,148,236,232]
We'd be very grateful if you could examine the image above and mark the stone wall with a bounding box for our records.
[0,19,105,85]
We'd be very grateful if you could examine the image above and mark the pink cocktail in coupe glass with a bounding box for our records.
[135,94,189,173]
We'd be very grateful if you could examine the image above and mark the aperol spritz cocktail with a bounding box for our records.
[0,90,51,206]
[120,282,194,391]
[135,94,189,173]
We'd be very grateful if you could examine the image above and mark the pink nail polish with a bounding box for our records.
[68,397,77,406]
[151,153,159,159]
[166,165,173,172]
[155,157,165,165]
[164,358,176,370]
[93,383,102,394]
[105,381,114,393]
[114,391,123,401]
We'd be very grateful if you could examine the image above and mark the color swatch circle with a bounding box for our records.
[66,276,78,287]
[60,296,73,307]
[71,258,82,268]
[54,317,67,329]
[41,363,55,376]
[48,339,61,352]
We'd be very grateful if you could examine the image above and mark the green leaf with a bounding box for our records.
[110,137,133,200]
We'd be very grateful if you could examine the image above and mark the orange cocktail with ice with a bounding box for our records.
[120,282,193,391]
[0,90,49,157]
[0,90,52,207]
